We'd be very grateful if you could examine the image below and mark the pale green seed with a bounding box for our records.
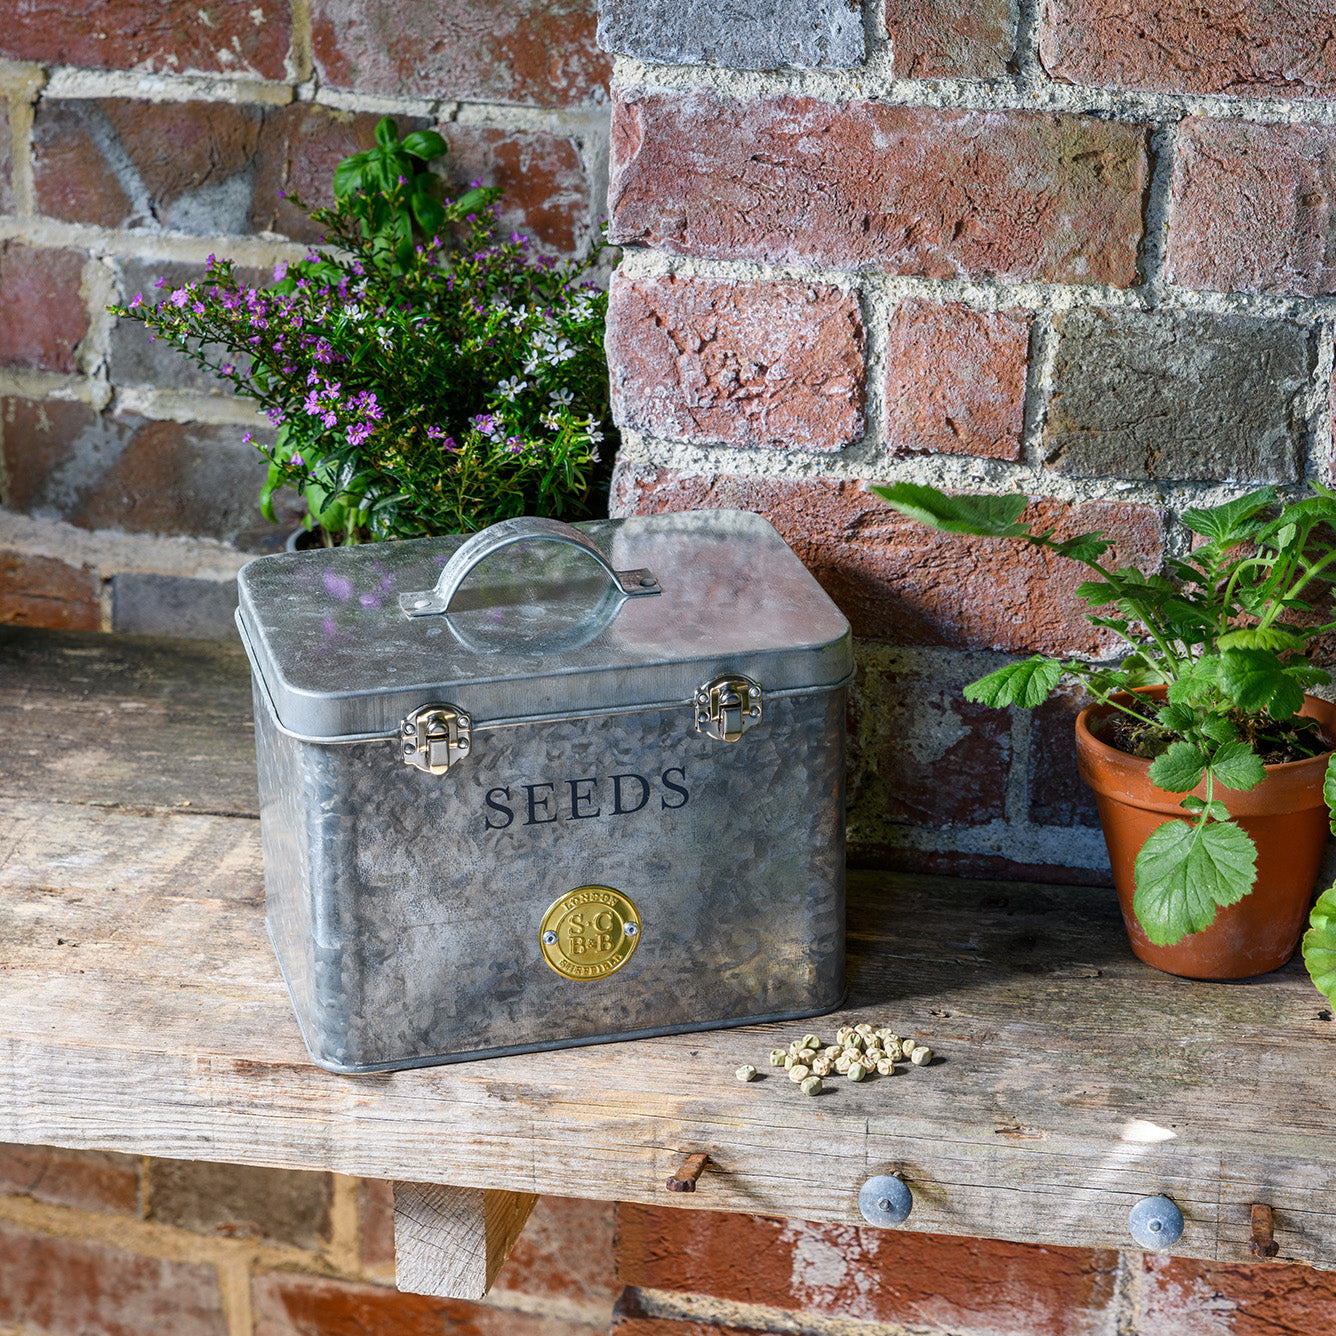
[735,1064,758,1081]
[769,1048,787,1067]
[800,1075,823,1095]
[847,1062,868,1082]
[911,1046,933,1066]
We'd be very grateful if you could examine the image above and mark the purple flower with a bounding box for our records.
[170,288,189,307]
[273,260,289,281]
[289,452,305,468]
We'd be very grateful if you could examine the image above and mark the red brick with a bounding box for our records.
[0,243,88,374]
[615,1207,1120,1335]
[357,1178,395,1272]
[608,275,866,452]
[251,106,430,244]
[33,98,264,232]
[0,0,292,78]
[1040,0,1336,98]
[885,0,1016,77]
[1168,118,1336,297]
[613,1290,774,1335]
[0,1221,227,1336]
[310,0,611,106]
[0,1144,140,1214]
[850,658,1013,828]
[0,551,101,631]
[885,302,1031,460]
[252,1272,605,1336]
[1140,1254,1336,1334]
[609,90,1150,287]
[1029,683,1101,828]
[494,1197,617,1312]
[442,125,592,255]
[610,466,1165,655]
[2,398,272,542]
[148,1160,332,1249]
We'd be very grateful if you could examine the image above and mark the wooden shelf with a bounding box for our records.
[1,626,1334,1273]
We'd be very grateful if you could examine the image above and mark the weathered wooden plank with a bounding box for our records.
[393,1184,538,1299]
[0,626,257,816]
[3,627,1336,1271]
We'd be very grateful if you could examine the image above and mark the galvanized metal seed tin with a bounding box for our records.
[237,510,852,1072]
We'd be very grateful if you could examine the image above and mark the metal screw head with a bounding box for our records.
[858,1174,912,1227]
[1128,1196,1184,1251]
[402,742,415,755]
[624,923,638,936]
[542,930,558,946]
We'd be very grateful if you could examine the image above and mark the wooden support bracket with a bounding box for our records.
[392,1182,539,1300]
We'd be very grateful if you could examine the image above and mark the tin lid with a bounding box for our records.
[236,510,852,741]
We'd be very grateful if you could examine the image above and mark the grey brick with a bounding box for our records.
[1043,309,1311,483]
[597,0,865,69]
[111,573,240,641]
[110,257,261,395]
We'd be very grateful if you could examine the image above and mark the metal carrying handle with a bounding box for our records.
[399,516,661,618]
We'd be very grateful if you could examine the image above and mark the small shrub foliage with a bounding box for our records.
[113,119,614,545]
[873,482,1336,999]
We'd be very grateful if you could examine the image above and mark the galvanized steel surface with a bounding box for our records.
[237,510,852,740]
[256,681,847,1071]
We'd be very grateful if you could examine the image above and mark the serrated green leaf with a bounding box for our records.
[1182,488,1277,543]
[1132,819,1258,945]
[1200,715,1239,746]
[1217,626,1309,654]
[962,655,1062,708]
[1156,703,1195,734]
[1181,795,1231,820]
[1050,532,1112,563]
[1302,882,1336,1006]
[1075,579,1120,607]
[1208,739,1267,792]
[1149,741,1208,793]
[869,483,1031,537]
[1217,648,1305,719]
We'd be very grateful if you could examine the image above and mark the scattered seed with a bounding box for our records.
[788,1064,811,1083]
[736,1064,758,1081]
[800,1074,823,1096]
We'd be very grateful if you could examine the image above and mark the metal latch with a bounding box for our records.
[400,703,472,775]
[694,675,762,743]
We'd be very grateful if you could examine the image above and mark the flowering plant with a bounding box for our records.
[113,119,614,545]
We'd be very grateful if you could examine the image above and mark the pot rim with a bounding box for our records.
[1074,687,1336,817]
[1075,686,1336,773]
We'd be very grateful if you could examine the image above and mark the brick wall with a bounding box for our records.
[0,0,612,636]
[601,0,1336,884]
[5,1,1336,1334]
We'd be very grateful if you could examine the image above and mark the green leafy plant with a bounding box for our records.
[111,118,614,546]
[872,481,1336,993]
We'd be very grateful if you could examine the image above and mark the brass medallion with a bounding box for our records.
[539,886,641,980]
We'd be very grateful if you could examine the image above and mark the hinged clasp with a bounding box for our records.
[400,703,472,775]
[694,676,762,744]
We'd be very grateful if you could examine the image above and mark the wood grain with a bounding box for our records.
[2,627,1335,1270]
[393,1184,538,1298]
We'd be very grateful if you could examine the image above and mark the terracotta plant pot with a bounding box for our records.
[1075,691,1336,980]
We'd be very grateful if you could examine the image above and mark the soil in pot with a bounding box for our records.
[1076,692,1336,980]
